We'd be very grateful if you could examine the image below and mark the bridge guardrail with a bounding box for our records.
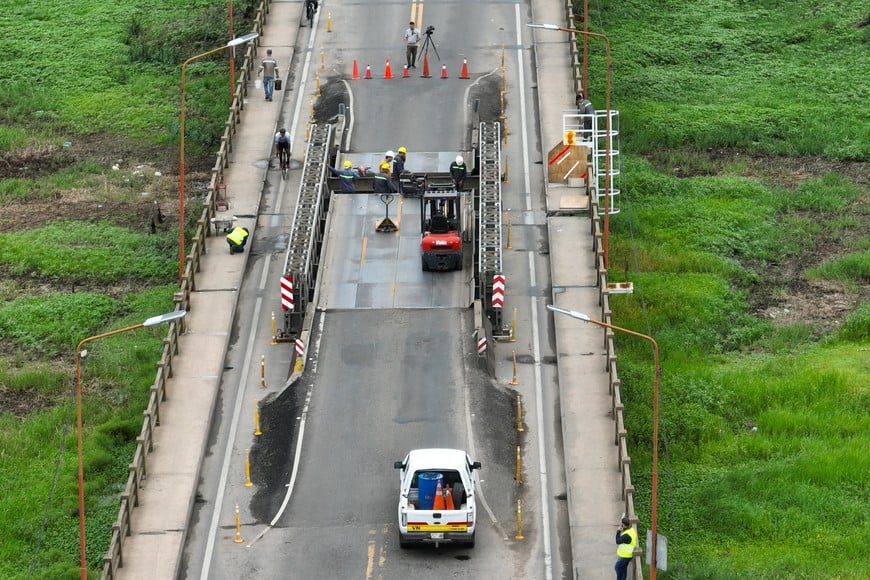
[100,2,271,577]
[564,0,643,577]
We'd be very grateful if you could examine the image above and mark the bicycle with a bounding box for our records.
[305,0,318,28]
[280,149,290,179]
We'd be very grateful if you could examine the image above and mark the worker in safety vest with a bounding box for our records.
[392,146,410,194]
[328,160,362,192]
[379,150,395,177]
[614,516,637,580]
[372,170,396,194]
[225,226,250,254]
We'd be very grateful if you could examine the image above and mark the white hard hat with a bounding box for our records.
[386,150,395,158]
[456,155,464,164]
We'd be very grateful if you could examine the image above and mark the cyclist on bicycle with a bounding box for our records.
[274,128,291,167]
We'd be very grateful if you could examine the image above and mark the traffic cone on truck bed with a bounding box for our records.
[433,480,446,510]
[445,484,455,510]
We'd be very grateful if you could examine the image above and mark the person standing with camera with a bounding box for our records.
[614,516,637,580]
[404,21,421,69]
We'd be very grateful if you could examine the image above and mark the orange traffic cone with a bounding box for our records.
[364,65,372,79]
[440,64,448,79]
[402,65,410,78]
[421,53,431,78]
[445,484,455,510]
[384,58,393,79]
[352,59,360,80]
[432,480,446,510]
[459,58,469,79]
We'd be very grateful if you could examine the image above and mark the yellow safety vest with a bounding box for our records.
[616,526,637,558]
[226,227,248,245]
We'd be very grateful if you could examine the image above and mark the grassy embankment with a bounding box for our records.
[0,1,257,577]
[585,1,869,578]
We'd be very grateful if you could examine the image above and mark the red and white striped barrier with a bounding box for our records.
[492,274,505,308]
[281,275,294,310]
[295,338,304,357]
[477,336,487,355]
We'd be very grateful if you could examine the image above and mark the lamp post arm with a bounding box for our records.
[546,303,660,577]
[179,43,238,282]
[579,315,660,576]
[75,308,185,578]
[75,322,144,578]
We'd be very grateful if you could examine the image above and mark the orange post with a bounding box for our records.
[440,64,448,79]
[459,58,469,79]
[384,58,393,79]
[352,59,360,80]
[364,65,372,79]
[402,65,409,78]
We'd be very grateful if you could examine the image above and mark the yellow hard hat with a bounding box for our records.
[343,160,353,168]
[398,146,407,154]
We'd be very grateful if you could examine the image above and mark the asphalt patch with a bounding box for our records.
[249,378,307,521]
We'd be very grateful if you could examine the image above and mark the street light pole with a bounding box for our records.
[527,23,612,269]
[581,0,589,99]
[229,0,234,102]
[547,304,660,579]
[179,32,259,281]
[75,310,186,579]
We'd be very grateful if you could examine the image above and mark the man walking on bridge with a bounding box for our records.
[258,49,279,101]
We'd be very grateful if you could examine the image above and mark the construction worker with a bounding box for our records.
[614,516,637,580]
[225,226,250,254]
[576,93,595,140]
[328,160,362,192]
[372,170,396,194]
[392,146,407,194]
[379,150,395,178]
[450,155,467,190]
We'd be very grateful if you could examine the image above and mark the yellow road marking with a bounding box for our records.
[360,236,368,267]
[365,530,376,580]
[411,2,424,27]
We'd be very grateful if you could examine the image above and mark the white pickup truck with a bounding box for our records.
[393,448,481,548]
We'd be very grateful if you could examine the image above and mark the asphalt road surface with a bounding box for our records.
[182,1,569,578]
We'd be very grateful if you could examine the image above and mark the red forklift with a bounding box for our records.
[420,188,463,271]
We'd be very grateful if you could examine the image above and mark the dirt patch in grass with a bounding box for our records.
[0,385,63,419]
[653,147,869,189]
[648,148,870,336]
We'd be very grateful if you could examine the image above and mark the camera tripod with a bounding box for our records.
[420,30,440,61]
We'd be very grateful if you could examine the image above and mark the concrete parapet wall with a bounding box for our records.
[100,2,274,577]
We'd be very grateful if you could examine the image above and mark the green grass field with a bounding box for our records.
[587,0,869,577]
[0,1,257,577]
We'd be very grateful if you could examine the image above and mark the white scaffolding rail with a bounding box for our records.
[562,110,621,215]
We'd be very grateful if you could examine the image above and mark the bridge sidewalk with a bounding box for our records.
[531,0,626,578]
[113,2,299,578]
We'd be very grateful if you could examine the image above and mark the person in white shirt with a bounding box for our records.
[404,21,421,69]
